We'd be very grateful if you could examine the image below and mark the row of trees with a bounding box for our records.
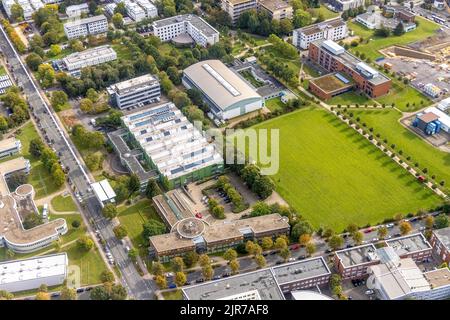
[216,176,246,212]
[29,137,66,187]
[1,19,26,53]
[32,6,64,47]
[0,87,30,131]
[237,10,294,37]
[208,197,225,219]
[238,164,275,199]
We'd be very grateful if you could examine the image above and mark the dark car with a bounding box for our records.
[270,250,279,255]
[275,261,283,265]
[76,288,85,293]
[195,278,205,283]
[222,273,231,278]
[262,252,269,257]
[212,276,221,280]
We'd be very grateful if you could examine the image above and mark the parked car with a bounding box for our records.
[212,276,221,280]
[195,278,205,283]
[195,212,203,219]
[386,223,395,228]
[290,244,300,251]
[168,283,176,289]
[288,258,296,262]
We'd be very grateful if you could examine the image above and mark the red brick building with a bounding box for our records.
[430,227,450,263]
[385,233,432,262]
[334,244,380,280]
[308,40,391,99]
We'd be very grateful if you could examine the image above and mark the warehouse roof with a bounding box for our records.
[183,60,262,111]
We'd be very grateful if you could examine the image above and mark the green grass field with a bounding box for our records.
[265,97,285,112]
[244,107,442,231]
[50,213,85,245]
[351,108,450,192]
[310,5,340,20]
[328,91,373,105]
[51,194,78,212]
[348,17,440,61]
[117,199,163,254]
[162,289,183,300]
[65,244,108,286]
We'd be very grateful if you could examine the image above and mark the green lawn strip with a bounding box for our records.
[351,108,450,192]
[310,5,340,20]
[117,199,162,254]
[265,97,285,112]
[112,43,133,60]
[242,107,441,231]
[51,194,78,212]
[375,78,430,111]
[10,285,64,298]
[328,91,373,105]
[0,64,6,76]
[162,289,183,300]
[65,243,108,286]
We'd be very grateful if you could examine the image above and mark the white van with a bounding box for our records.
[42,203,48,219]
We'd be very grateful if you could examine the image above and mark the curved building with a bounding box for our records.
[183,60,263,120]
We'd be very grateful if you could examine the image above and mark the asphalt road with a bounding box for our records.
[0,25,155,300]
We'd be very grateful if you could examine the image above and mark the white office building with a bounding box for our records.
[62,45,117,71]
[0,138,21,159]
[135,0,158,18]
[0,253,68,293]
[63,14,109,40]
[125,1,146,22]
[2,0,44,20]
[65,3,89,18]
[105,3,117,16]
[91,179,116,208]
[293,18,348,50]
[327,0,364,11]
[152,14,220,48]
[107,74,161,110]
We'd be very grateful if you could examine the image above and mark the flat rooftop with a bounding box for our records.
[258,0,291,12]
[271,257,331,285]
[182,268,284,300]
[423,268,450,289]
[385,233,431,256]
[183,60,262,111]
[152,189,194,228]
[153,14,219,37]
[433,227,450,250]
[107,74,159,96]
[121,102,223,180]
[63,45,116,65]
[310,73,353,93]
[91,179,116,203]
[335,244,379,267]
[295,18,345,36]
[0,137,19,152]
[64,14,107,28]
[0,253,67,288]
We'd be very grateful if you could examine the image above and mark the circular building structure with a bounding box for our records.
[175,217,206,239]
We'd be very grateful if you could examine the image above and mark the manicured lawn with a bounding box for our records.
[162,289,183,300]
[348,17,440,61]
[65,243,108,286]
[112,43,133,60]
[0,65,6,76]
[310,5,340,20]
[351,108,450,193]
[328,91,372,105]
[375,78,430,111]
[117,199,163,253]
[265,97,285,112]
[49,213,86,245]
[243,107,442,231]
[260,45,301,75]
[51,194,78,212]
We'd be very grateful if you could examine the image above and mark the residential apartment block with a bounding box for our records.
[62,45,117,71]
[65,3,89,18]
[0,138,21,159]
[308,40,391,99]
[2,0,44,20]
[63,14,108,40]
[107,74,161,110]
[152,14,219,48]
[257,0,293,20]
[113,0,158,21]
[292,18,348,50]
[221,0,258,24]
[430,227,450,263]
[327,0,364,11]
[0,253,68,293]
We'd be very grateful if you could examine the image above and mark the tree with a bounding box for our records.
[230,259,240,274]
[88,0,98,14]
[279,247,291,262]
[254,254,266,268]
[100,270,115,283]
[7,171,28,190]
[25,53,43,71]
[347,223,359,234]
[425,215,434,229]
[85,153,103,171]
[49,44,62,57]
[299,233,311,246]
[37,63,55,88]
[352,231,364,245]
[291,220,313,239]
[35,291,50,300]
[22,212,42,229]
[102,203,118,219]
[11,3,24,21]
[393,22,405,36]
[171,257,185,272]
[128,248,138,262]
[51,90,68,111]
[151,261,165,276]
[77,235,94,251]
[306,242,316,256]
[183,251,199,268]
[60,286,77,300]
[279,18,293,35]
[202,265,214,280]
[142,219,166,239]
[28,138,44,158]
[261,237,273,250]
[52,168,65,187]
[377,226,388,240]
[245,240,256,255]
[250,201,272,217]
[112,13,124,29]
[86,88,99,103]
[399,221,412,235]
[128,173,140,193]
[199,254,211,268]
[145,179,160,199]
[274,237,287,250]
[80,98,94,113]
[435,214,449,229]
[0,290,14,300]
[110,285,127,300]
[223,248,238,262]
[90,286,110,300]
[113,225,128,239]
[175,272,187,287]
[293,9,312,28]
[328,235,344,251]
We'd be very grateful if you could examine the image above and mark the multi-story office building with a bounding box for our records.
[0,253,68,293]
[308,40,391,99]
[367,247,450,300]
[63,15,109,40]
[152,14,220,48]
[135,0,158,18]
[429,227,450,263]
[62,45,117,71]
[0,157,67,253]
[0,138,21,159]
[65,3,89,18]
[182,60,263,120]
[385,233,432,261]
[334,244,380,279]
[125,1,146,22]
[2,0,44,20]
[107,74,161,110]
[327,0,364,11]
[292,18,348,50]
[257,0,293,20]
[221,0,258,24]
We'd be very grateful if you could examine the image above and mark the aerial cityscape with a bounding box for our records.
[0,0,449,304]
